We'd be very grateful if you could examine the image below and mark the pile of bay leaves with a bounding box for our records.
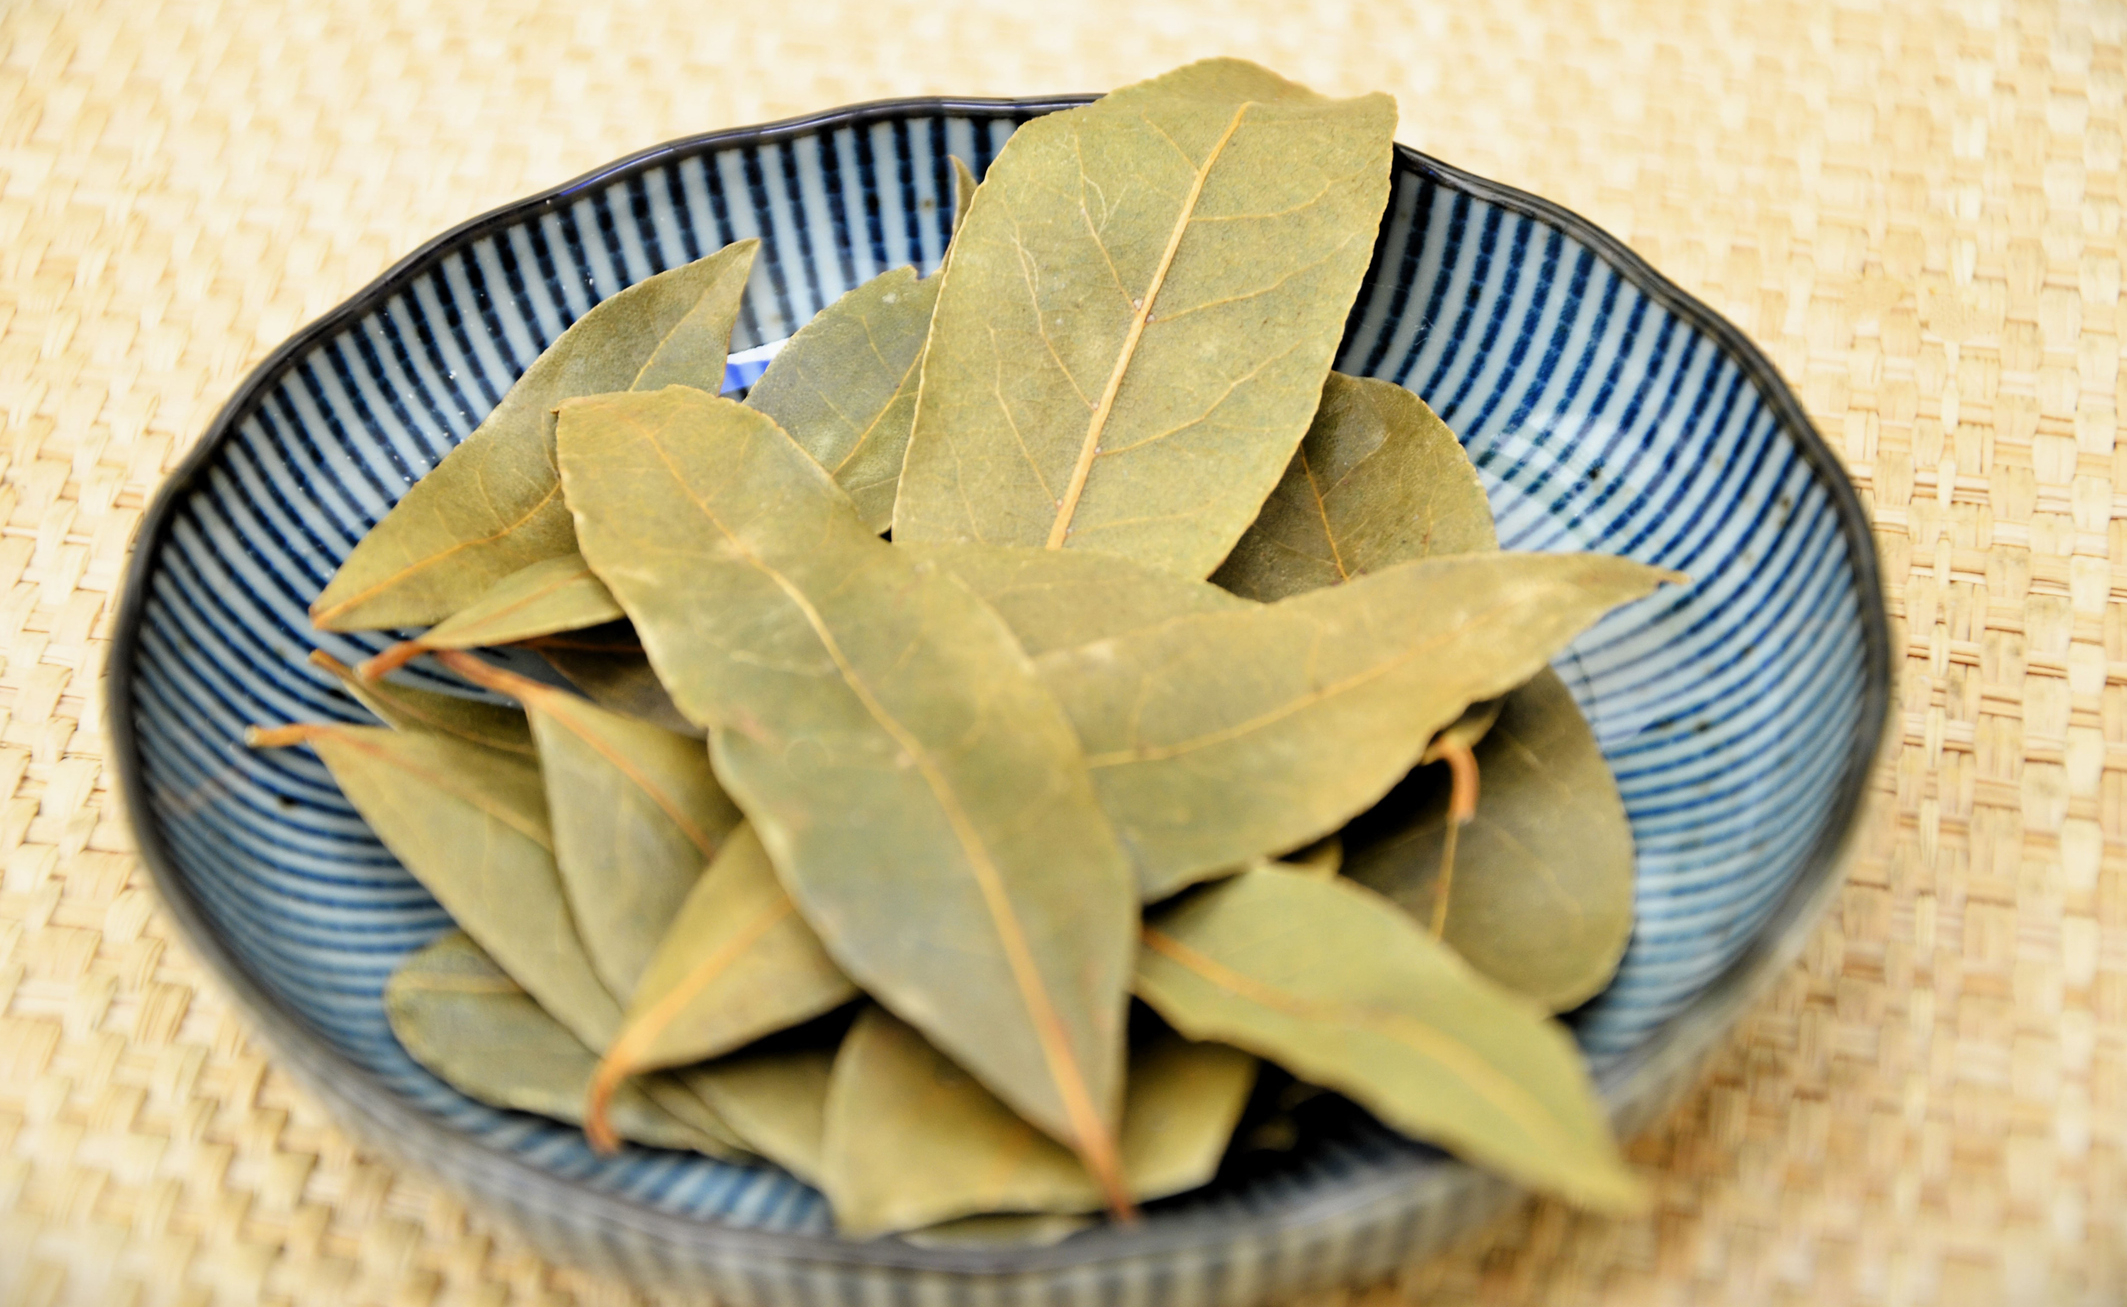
[250,59,1677,1241]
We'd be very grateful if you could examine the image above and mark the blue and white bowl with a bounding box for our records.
[109,95,1891,1304]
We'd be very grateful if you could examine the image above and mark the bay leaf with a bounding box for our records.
[899,542,1250,657]
[1279,835,1342,878]
[1346,669,1636,1012]
[587,823,857,1148]
[432,651,744,1000]
[359,554,624,680]
[311,239,758,631]
[1212,373,1496,602]
[820,1007,1257,1237]
[680,1045,837,1184]
[385,932,741,1156]
[950,154,978,234]
[537,643,705,739]
[894,61,1395,577]
[558,386,1138,1204]
[1134,864,1646,1213]
[744,266,940,532]
[246,721,620,1049]
[1423,695,1505,765]
[308,650,535,757]
[1036,552,1675,899]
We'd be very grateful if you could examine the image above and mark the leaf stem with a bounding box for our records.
[1429,739,1480,940]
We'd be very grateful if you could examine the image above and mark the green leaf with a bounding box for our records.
[678,1044,837,1184]
[385,932,742,1156]
[900,542,1250,657]
[308,650,535,757]
[587,823,856,1146]
[435,652,744,1000]
[1035,552,1675,899]
[744,267,940,532]
[359,555,625,680]
[1135,865,1646,1213]
[558,387,1138,1202]
[950,155,978,234]
[820,1007,1256,1236]
[1211,373,1496,602]
[1346,669,1637,1012]
[530,625,706,739]
[247,722,620,1050]
[311,240,758,631]
[894,60,1395,577]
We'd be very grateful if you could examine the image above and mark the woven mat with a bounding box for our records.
[0,0,2115,1301]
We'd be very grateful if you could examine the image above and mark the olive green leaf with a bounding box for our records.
[311,239,759,631]
[1212,373,1497,602]
[1279,836,1342,878]
[385,932,742,1156]
[245,722,620,1049]
[744,266,940,532]
[679,1045,837,1184]
[433,651,744,1000]
[820,1007,1256,1237]
[308,650,535,757]
[1346,669,1636,1012]
[359,555,625,680]
[899,542,1250,657]
[950,155,978,234]
[1424,695,1505,765]
[559,387,1138,1202]
[586,823,857,1147]
[893,61,1395,577]
[1134,864,1646,1213]
[1036,552,1676,899]
[538,643,705,739]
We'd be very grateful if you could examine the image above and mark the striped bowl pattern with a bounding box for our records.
[109,96,1891,1304]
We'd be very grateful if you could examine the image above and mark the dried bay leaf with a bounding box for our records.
[679,1045,837,1184]
[1346,669,1636,1012]
[385,932,742,1156]
[1037,552,1675,899]
[1135,865,1645,1213]
[894,61,1396,577]
[433,652,744,1000]
[308,650,535,757]
[312,240,758,631]
[587,823,857,1147]
[558,387,1138,1203]
[744,267,940,532]
[900,542,1250,657]
[820,1007,1256,1237]
[538,643,705,739]
[1212,373,1496,602]
[246,722,620,1049]
[360,555,625,680]
[950,154,978,234]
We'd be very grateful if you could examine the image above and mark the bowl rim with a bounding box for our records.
[106,91,1893,1276]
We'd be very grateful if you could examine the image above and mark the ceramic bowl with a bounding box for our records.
[109,94,1891,1305]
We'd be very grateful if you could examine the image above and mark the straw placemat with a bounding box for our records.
[0,0,2114,1301]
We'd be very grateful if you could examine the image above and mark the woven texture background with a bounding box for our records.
[0,0,2118,1302]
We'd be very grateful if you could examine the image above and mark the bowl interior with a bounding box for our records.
[116,102,1879,1234]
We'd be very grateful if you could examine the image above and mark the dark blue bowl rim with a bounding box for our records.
[107,92,1893,1275]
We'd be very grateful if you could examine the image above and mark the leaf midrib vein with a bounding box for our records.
[631,418,1115,1169]
[1044,102,1253,550]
